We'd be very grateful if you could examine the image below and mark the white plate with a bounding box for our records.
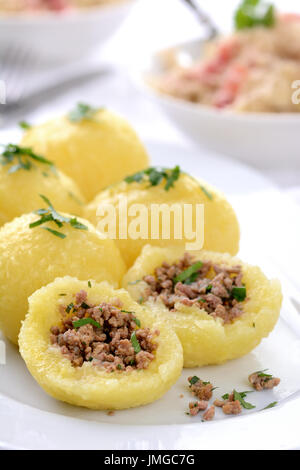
[131,38,300,168]
[0,1,134,63]
[1,139,300,450]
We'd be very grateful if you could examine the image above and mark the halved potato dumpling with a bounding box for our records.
[0,155,85,227]
[0,213,126,344]
[21,108,149,201]
[123,245,282,367]
[85,170,240,267]
[19,277,183,410]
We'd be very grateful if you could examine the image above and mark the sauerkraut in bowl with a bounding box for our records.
[0,0,133,62]
[0,0,125,14]
[154,2,300,114]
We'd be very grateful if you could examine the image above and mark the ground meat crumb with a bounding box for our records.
[50,291,159,372]
[143,253,246,324]
[202,405,215,421]
[107,411,115,416]
[248,372,280,391]
[222,400,242,415]
[188,400,208,416]
[188,376,214,401]
[213,399,226,407]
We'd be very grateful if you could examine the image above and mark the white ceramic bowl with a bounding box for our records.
[0,1,134,63]
[133,38,300,168]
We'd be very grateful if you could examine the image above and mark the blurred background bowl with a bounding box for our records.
[132,37,300,169]
[0,0,134,64]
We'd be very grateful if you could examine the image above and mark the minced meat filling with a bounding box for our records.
[143,253,247,324]
[50,290,159,372]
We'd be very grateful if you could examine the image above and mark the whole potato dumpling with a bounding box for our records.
[19,277,183,410]
[21,107,149,201]
[0,212,126,344]
[0,144,85,227]
[85,168,240,267]
[123,245,282,367]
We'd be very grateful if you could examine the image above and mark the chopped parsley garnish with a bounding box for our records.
[206,284,213,293]
[43,227,66,239]
[0,144,54,174]
[174,261,203,284]
[117,364,123,370]
[262,401,277,410]
[81,302,90,310]
[88,281,92,288]
[235,0,275,30]
[189,376,200,385]
[130,332,141,354]
[66,303,74,313]
[72,318,102,329]
[254,369,274,380]
[125,165,181,191]
[133,317,141,327]
[19,121,32,130]
[68,103,99,123]
[29,195,88,239]
[121,312,141,328]
[232,286,247,301]
[233,389,255,409]
[200,185,213,200]
[138,297,144,304]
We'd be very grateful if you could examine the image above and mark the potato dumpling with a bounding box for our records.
[0,212,126,344]
[85,168,240,267]
[21,107,149,201]
[0,145,85,227]
[123,246,282,367]
[19,277,183,410]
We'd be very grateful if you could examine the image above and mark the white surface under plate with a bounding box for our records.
[0,140,300,450]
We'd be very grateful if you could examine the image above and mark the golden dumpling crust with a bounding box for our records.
[85,172,240,267]
[21,109,149,201]
[19,277,183,410]
[0,213,126,344]
[123,246,282,367]
[0,162,85,227]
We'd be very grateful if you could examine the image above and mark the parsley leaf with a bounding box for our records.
[125,166,181,191]
[42,227,66,239]
[188,376,200,385]
[133,317,141,327]
[19,121,32,130]
[200,185,213,200]
[174,261,203,284]
[72,318,102,329]
[262,401,277,410]
[254,369,272,378]
[29,195,88,239]
[232,286,247,301]
[130,331,141,354]
[233,389,256,409]
[0,144,54,174]
[235,0,275,30]
[68,103,99,123]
